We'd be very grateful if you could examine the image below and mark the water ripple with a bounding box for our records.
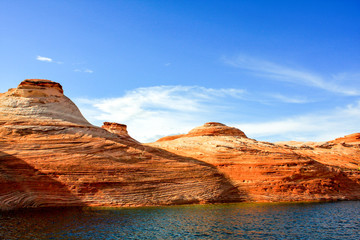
[1,201,360,239]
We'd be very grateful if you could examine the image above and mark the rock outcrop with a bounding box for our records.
[157,122,247,142]
[149,123,360,202]
[0,80,241,210]
[1,79,360,210]
[277,134,360,182]
[102,122,132,138]
[0,79,91,126]
[331,133,360,145]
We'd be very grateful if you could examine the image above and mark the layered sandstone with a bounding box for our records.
[1,79,91,126]
[157,122,247,142]
[149,123,360,202]
[102,122,132,138]
[277,134,360,183]
[0,80,241,210]
[331,133,360,145]
[1,79,360,211]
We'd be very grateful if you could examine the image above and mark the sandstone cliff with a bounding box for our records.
[1,79,360,211]
[149,122,360,202]
[0,80,240,210]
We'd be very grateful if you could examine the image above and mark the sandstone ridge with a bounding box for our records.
[0,80,241,210]
[150,123,360,202]
[1,79,360,210]
[331,133,360,145]
[0,79,90,126]
[157,122,247,142]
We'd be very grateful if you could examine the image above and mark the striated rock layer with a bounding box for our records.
[1,79,360,210]
[157,122,247,142]
[0,80,240,210]
[101,122,134,140]
[149,122,360,202]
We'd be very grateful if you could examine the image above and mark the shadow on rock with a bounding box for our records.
[139,144,248,203]
[0,151,84,211]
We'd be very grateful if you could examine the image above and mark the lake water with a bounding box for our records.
[1,201,359,239]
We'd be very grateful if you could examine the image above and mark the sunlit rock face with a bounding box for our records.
[102,122,129,136]
[156,122,247,142]
[0,80,242,210]
[187,122,248,138]
[331,133,360,145]
[149,123,360,202]
[1,79,359,211]
[0,79,91,126]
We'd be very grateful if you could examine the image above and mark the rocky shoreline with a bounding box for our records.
[1,79,359,210]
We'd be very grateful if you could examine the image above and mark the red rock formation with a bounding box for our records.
[0,80,241,210]
[278,134,360,183]
[157,122,247,142]
[1,79,360,210]
[188,122,248,138]
[331,133,360,145]
[102,122,129,136]
[149,123,360,202]
[18,79,64,94]
[0,79,91,126]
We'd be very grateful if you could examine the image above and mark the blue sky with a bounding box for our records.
[1,0,359,142]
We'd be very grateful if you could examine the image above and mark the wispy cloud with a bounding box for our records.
[75,84,360,143]
[223,55,360,96]
[74,69,94,73]
[164,63,171,67]
[36,56,53,62]
[267,93,310,104]
[233,100,360,142]
[36,55,63,64]
[75,85,246,142]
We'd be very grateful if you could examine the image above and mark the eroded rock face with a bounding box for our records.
[188,122,247,138]
[149,124,360,202]
[0,80,241,210]
[102,122,128,136]
[100,122,140,144]
[1,79,360,210]
[0,79,91,126]
[277,134,360,170]
[157,122,247,142]
[17,79,64,96]
[331,133,360,145]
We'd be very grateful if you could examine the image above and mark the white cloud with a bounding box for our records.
[74,69,94,73]
[75,84,360,143]
[84,69,94,73]
[75,85,246,142]
[36,55,63,64]
[223,55,360,96]
[36,56,53,62]
[164,63,171,67]
[267,93,310,104]
[234,100,360,142]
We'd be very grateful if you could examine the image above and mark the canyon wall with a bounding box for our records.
[150,122,360,202]
[1,79,359,210]
[0,80,240,210]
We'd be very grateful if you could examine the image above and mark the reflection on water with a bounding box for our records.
[1,201,360,239]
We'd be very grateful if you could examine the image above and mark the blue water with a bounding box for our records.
[1,201,359,239]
